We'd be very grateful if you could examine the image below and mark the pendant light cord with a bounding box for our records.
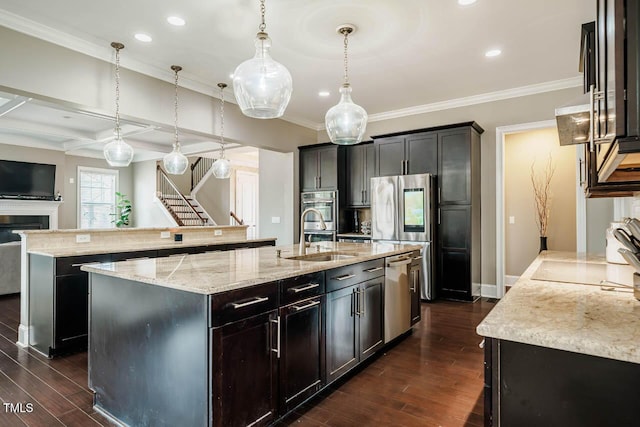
[114,45,122,139]
[173,68,180,149]
[343,30,349,85]
[259,0,266,32]
[219,83,226,158]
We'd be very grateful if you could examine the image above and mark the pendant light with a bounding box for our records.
[212,83,231,179]
[104,42,134,167]
[325,25,368,146]
[163,65,189,175]
[232,0,292,119]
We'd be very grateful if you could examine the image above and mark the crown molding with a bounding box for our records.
[367,77,583,123]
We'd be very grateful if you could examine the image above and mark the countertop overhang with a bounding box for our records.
[477,251,640,364]
[82,241,422,295]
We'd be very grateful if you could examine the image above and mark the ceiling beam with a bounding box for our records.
[63,124,157,152]
[0,116,95,140]
[0,96,30,117]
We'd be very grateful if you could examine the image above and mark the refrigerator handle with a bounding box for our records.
[438,187,441,204]
[438,208,441,225]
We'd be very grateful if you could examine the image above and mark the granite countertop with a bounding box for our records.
[16,225,247,235]
[477,251,640,364]
[82,241,421,295]
[28,237,277,257]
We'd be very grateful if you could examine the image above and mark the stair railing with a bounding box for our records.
[230,211,244,225]
[157,165,208,226]
[191,157,216,191]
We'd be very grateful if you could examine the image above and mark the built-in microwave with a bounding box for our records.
[301,191,337,232]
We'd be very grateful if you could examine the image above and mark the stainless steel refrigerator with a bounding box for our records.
[371,174,436,300]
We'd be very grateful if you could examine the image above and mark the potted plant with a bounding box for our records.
[111,192,132,228]
[530,156,555,252]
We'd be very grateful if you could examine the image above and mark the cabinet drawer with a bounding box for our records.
[56,254,111,276]
[279,272,325,305]
[326,259,384,292]
[209,282,279,327]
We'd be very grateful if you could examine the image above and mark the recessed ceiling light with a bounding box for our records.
[62,115,72,119]
[318,91,330,97]
[167,16,185,26]
[134,33,152,43]
[458,0,477,5]
[485,49,502,57]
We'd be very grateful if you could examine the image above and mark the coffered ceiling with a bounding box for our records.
[0,0,594,158]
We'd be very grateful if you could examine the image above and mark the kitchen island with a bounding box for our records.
[477,251,640,427]
[83,241,422,427]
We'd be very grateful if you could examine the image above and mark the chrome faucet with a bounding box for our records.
[299,208,327,255]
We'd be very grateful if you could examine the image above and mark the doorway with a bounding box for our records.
[234,170,259,239]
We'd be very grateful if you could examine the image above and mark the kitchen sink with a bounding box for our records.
[285,251,358,262]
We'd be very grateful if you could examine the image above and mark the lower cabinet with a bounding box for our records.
[279,295,324,413]
[211,310,279,427]
[409,263,421,326]
[326,278,384,384]
[54,274,89,351]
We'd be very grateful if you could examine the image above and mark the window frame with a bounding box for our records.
[77,166,119,229]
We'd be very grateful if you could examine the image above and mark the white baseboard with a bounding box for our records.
[505,275,520,286]
[481,283,498,298]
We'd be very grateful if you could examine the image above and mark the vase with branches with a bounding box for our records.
[530,156,555,252]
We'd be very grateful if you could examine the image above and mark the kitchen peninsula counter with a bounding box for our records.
[82,241,422,294]
[478,251,640,427]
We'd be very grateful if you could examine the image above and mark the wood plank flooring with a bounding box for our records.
[0,293,494,427]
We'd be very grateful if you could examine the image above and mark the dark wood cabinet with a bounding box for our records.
[279,295,324,412]
[345,142,375,207]
[438,205,473,300]
[54,274,88,350]
[358,278,384,362]
[325,285,359,384]
[438,128,472,205]
[211,310,279,427]
[299,145,339,191]
[374,131,437,177]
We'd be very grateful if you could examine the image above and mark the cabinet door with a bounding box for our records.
[211,311,278,427]
[300,149,319,191]
[346,145,365,207]
[358,278,384,362]
[317,147,338,190]
[363,144,375,205]
[437,206,472,301]
[406,132,437,175]
[54,274,89,350]
[279,296,324,412]
[410,267,421,326]
[438,129,471,205]
[326,286,359,384]
[375,137,405,176]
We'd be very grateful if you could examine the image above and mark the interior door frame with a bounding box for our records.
[495,120,586,298]
[234,169,259,238]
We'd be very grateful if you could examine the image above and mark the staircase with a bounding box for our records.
[156,165,216,226]
[191,156,216,192]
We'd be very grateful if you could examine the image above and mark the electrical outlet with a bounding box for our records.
[76,234,91,243]
[271,216,281,224]
[69,177,75,184]
[509,216,515,224]
[160,231,171,239]
[214,230,223,236]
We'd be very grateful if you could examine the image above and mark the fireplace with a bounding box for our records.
[0,215,49,244]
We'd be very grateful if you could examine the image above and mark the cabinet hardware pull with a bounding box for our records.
[405,160,409,174]
[318,176,321,188]
[364,267,383,273]
[579,158,584,186]
[354,288,360,316]
[589,84,595,152]
[351,290,355,317]
[400,160,404,175]
[362,189,365,203]
[270,316,281,358]
[292,300,320,311]
[333,273,356,281]
[438,187,441,204]
[289,283,320,293]
[438,208,441,225]
[230,296,268,309]
[363,189,367,203]
[359,288,365,316]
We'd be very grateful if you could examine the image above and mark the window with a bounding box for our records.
[78,167,119,229]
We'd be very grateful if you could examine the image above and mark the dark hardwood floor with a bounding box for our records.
[0,293,494,427]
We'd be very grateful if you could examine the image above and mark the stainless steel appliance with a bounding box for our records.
[384,253,412,343]
[301,191,337,241]
[371,174,435,300]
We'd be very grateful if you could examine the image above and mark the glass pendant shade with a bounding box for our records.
[163,147,188,175]
[325,84,368,145]
[233,34,292,119]
[212,157,231,179]
[104,136,134,167]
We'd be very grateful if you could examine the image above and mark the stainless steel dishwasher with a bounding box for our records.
[384,253,412,343]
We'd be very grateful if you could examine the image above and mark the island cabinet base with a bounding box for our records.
[484,338,640,427]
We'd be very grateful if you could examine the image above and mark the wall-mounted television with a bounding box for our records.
[0,160,56,200]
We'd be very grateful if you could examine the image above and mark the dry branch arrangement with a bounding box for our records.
[530,156,556,237]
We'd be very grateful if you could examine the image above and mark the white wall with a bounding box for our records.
[131,160,175,228]
[586,198,614,255]
[195,173,231,226]
[258,149,294,245]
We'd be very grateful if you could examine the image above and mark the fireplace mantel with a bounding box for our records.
[0,200,63,229]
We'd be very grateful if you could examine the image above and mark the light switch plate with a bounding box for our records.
[214,230,223,236]
[160,231,170,238]
[271,216,281,224]
[69,178,75,184]
[76,234,91,243]
[509,216,515,224]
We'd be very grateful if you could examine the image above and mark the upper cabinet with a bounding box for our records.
[373,132,437,177]
[345,142,375,207]
[299,145,340,191]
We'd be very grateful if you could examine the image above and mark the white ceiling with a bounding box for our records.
[0,0,594,158]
